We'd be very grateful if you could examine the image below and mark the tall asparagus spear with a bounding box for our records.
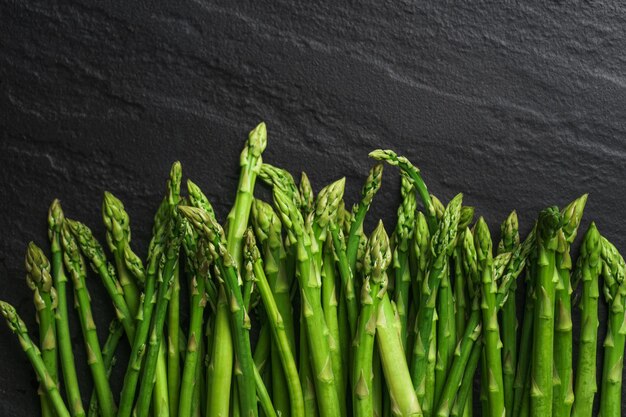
[25,242,58,417]
[61,223,116,417]
[475,218,505,417]
[0,301,71,417]
[48,201,86,417]
[497,211,519,417]
[271,187,341,417]
[553,194,587,417]
[353,221,392,417]
[571,223,602,417]
[245,229,305,417]
[179,205,258,417]
[411,193,463,408]
[598,236,626,417]
[530,206,562,417]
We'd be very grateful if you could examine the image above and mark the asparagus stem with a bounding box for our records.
[180,206,258,417]
[0,301,71,417]
[61,224,116,417]
[511,268,535,417]
[271,188,340,417]
[254,364,279,417]
[553,195,587,417]
[411,194,463,404]
[48,201,86,417]
[25,242,58,417]
[571,223,602,417]
[598,236,626,417]
[87,320,124,417]
[530,207,562,417]
[353,222,391,417]
[246,229,305,417]
[300,318,319,417]
[450,339,482,417]
[497,211,519,417]
[329,223,358,338]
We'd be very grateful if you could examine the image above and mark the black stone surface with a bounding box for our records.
[1,1,626,415]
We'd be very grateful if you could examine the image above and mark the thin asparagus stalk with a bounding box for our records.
[0,301,71,417]
[497,211,519,417]
[394,175,416,350]
[207,286,234,417]
[87,319,124,417]
[61,224,116,417]
[570,223,602,417]
[530,206,562,417]
[598,236,626,417]
[165,162,183,417]
[511,268,535,417]
[346,163,383,273]
[270,186,341,417]
[329,222,358,338]
[411,194,463,405]
[134,219,182,417]
[178,237,208,417]
[475,218,505,417]
[300,316,319,417]
[553,195,587,417]
[369,150,437,233]
[246,229,305,417]
[450,339,482,417]
[116,242,164,417]
[25,242,58,417]
[48,201,86,417]
[353,221,391,417]
[254,364,279,417]
[179,206,258,417]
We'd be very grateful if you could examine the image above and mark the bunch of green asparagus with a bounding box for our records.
[2,122,625,417]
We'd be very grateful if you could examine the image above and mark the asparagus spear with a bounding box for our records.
[0,301,71,417]
[25,242,58,417]
[475,218,505,417]
[353,221,391,417]
[553,195,587,417]
[571,223,602,417]
[61,223,116,417]
[271,188,341,417]
[179,205,258,417]
[48,201,86,417]
[394,175,416,350]
[411,194,463,408]
[87,319,123,417]
[245,229,305,417]
[299,172,315,218]
[598,236,626,417]
[530,206,562,417]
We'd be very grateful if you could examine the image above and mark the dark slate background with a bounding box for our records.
[2,1,626,415]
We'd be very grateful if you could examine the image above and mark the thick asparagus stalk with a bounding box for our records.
[530,206,561,417]
[571,223,602,417]
[25,242,58,417]
[553,195,587,417]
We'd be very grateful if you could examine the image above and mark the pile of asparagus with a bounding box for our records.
[2,122,625,417]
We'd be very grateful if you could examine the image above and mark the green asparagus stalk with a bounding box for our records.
[48,201,86,417]
[553,195,587,417]
[245,229,305,417]
[369,150,437,233]
[178,237,208,417]
[134,219,182,417]
[475,218,505,417]
[598,236,626,417]
[270,188,341,417]
[450,339,482,417]
[530,206,562,417]
[329,222,358,339]
[394,174,416,349]
[0,301,71,417]
[353,221,391,417]
[346,163,383,273]
[497,211,519,417]
[571,223,602,417]
[61,224,116,417]
[25,242,58,417]
[179,205,258,417]
[411,194,463,406]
